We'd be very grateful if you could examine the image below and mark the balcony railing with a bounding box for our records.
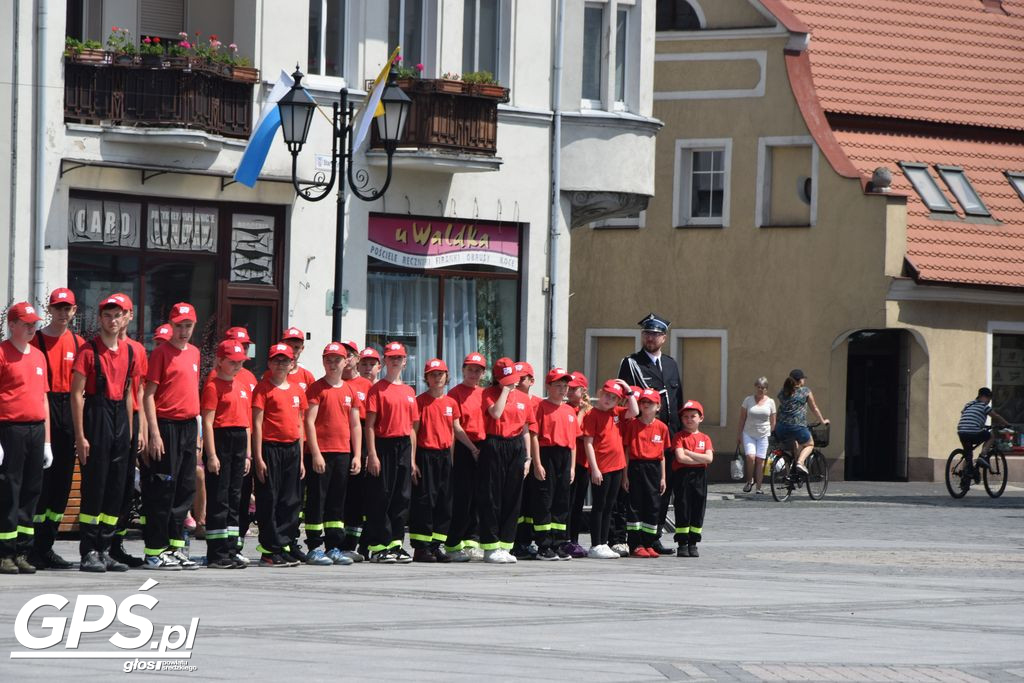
[370,79,509,156]
[64,59,255,139]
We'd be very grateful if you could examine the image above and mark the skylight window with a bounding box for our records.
[1006,172,1024,203]
[899,163,954,213]
[936,166,990,216]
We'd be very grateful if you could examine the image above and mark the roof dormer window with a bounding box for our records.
[1005,172,1024,203]
[899,162,954,214]
[936,166,990,217]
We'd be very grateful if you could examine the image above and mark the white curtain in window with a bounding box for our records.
[367,272,438,389]
[443,277,478,374]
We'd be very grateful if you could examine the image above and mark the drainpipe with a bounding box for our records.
[8,0,20,302]
[32,0,48,304]
[544,0,565,371]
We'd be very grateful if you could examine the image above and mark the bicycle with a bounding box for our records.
[768,423,829,502]
[944,428,1012,499]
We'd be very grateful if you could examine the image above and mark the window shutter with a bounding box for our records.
[140,0,185,38]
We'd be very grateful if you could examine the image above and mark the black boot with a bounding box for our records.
[109,538,144,568]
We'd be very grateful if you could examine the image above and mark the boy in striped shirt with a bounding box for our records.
[957,387,1007,478]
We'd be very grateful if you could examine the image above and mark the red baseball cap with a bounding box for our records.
[225,326,251,344]
[99,294,129,311]
[323,342,348,357]
[601,379,625,399]
[545,367,572,384]
[217,340,248,361]
[169,302,196,323]
[7,302,42,324]
[568,372,589,389]
[48,288,76,306]
[514,361,534,378]
[493,357,520,386]
[383,341,407,357]
[463,352,486,368]
[680,400,704,417]
[282,326,304,341]
[425,358,448,373]
[109,292,133,312]
[630,385,643,400]
[638,388,661,405]
[154,324,172,342]
[268,342,295,360]
[359,347,381,362]
[342,340,361,356]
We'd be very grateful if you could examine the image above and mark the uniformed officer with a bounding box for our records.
[617,313,682,555]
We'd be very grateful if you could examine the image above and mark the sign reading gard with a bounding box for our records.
[368,215,519,271]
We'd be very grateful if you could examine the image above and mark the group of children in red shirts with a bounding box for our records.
[0,288,715,574]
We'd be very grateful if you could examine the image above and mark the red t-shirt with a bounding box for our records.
[671,429,713,470]
[123,337,148,412]
[534,399,580,448]
[253,379,308,443]
[35,330,84,393]
[416,392,461,450]
[307,378,359,453]
[347,375,373,405]
[0,341,49,422]
[482,385,534,438]
[574,404,590,465]
[146,342,200,420]
[448,383,484,442]
[582,406,628,473]
[72,337,139,401]
[261,364,316,392]
[207,367,258,392]
[366,380,418,438]
[624,418,670,461]
[201,376,252,429]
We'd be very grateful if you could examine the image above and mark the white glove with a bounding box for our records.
[0,441,4,466]
[43,443,53,469]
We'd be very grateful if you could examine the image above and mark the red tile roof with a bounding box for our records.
[785,0,1024,131]
[781,0,1024,288]
[834,129,1024,288]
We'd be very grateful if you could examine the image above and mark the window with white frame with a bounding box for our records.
[899,162,954,214]
[308,0,347,78]
[389,0,425,68]
[674,139,732,227]
[936,166,990,217]
[463,0,500,79]
[582,2,633,108]
[591,210,647,230]
[756,137,817,227]
[614,7,628,103]
[582,4,604,103]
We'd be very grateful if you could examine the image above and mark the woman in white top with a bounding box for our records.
[736,377,776,494]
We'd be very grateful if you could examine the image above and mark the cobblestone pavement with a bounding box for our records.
[3,482,1023,681]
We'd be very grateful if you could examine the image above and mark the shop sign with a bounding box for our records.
[68,197,141,248]
[147,205,218,253]
[368,216,518,271]
[230,214,275,285]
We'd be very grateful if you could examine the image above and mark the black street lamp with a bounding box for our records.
[277,65,411,341]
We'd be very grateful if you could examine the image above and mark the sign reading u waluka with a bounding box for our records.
[368,215,519,271]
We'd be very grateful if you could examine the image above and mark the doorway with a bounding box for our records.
[844,330,909,481]
[227,300,279,378]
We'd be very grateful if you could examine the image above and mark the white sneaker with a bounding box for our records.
[587,544,606,559]
[503,549,517,564]
[465,547,485,561]
[172,549,200,569]
[601,544,621,559]
[484,549,505,564]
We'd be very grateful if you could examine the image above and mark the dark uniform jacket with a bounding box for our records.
[618,351,683,435]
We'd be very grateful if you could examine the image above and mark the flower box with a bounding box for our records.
[67,48,110,65]
[230,65,260,84]
[432,78,468,95]
[470,83,510,102]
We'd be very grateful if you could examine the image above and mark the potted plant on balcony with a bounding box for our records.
[165,33,191,69]
[391,54,423,89]
[463,71,509,101]
[106,26,136,65]
[64,37,108,64]
[434,72,468,95]
[188,33,229,75]
[225,43,259,83]
[139,36,165,68]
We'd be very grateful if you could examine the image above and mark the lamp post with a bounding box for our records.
[277,65,411,341]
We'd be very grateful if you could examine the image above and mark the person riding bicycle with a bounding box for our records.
[775,369,828,475]
[957,387,1008,478]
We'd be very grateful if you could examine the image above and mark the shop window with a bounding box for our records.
[463,0,500,78]
[389,0,425,69]
[757,137,817,227]
[992,333,1024,429]
[308,0,347,78]
[674,138,732,227]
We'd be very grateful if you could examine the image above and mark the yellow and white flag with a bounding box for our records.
[352,46,402,151]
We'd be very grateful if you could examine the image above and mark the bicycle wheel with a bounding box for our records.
[770,453,793,502]
[805,450,829,500]
[945,449,970,499]
[983,452,1008,498]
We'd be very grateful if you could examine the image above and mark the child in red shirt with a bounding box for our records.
[530,368,580,560]
[672,400,714,558]
[582,378,637,559]
[512,361,544,560]
[444,352,485,561]
[338,343,377,559]
[410,359,474,562]
[364,342,419,563]
[565,372,591,558]
[252,344,308,567]
[623,388,669,557]
[200,340,252,569]
[303,342,362,566]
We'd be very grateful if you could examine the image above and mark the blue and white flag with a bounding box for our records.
[234,70,295,188]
